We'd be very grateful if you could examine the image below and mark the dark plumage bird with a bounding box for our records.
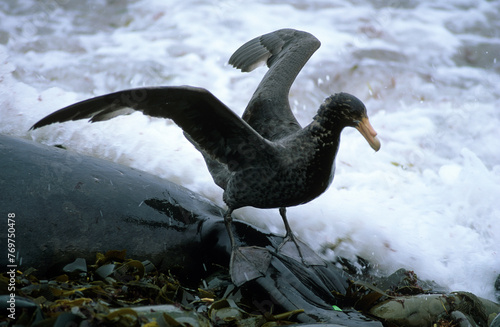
[31,29,380,286]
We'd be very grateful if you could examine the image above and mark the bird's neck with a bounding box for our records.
[291,117,342,200]
[305,113,345,148]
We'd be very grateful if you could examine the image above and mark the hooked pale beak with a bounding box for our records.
[355,117,381,151]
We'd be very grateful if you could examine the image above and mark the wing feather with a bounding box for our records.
[31,86,273,170]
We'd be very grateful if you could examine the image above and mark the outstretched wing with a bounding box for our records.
[31,86,273,170]
[228,29,321,140]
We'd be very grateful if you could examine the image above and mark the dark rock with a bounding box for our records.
[369,292,499,326]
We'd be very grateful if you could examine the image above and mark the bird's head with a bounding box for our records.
[317,92,381,151]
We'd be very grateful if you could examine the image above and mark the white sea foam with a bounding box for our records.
[1,0,499,301]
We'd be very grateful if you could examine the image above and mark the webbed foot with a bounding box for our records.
[230,246,272,286]
[278,235,325,266]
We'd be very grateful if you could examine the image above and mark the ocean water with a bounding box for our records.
[1,0,499,301]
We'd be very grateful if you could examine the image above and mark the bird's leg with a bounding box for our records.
[278,207,304,257]
[223,208,272,286]
[223,209,236,249]
[277,207,325,266]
